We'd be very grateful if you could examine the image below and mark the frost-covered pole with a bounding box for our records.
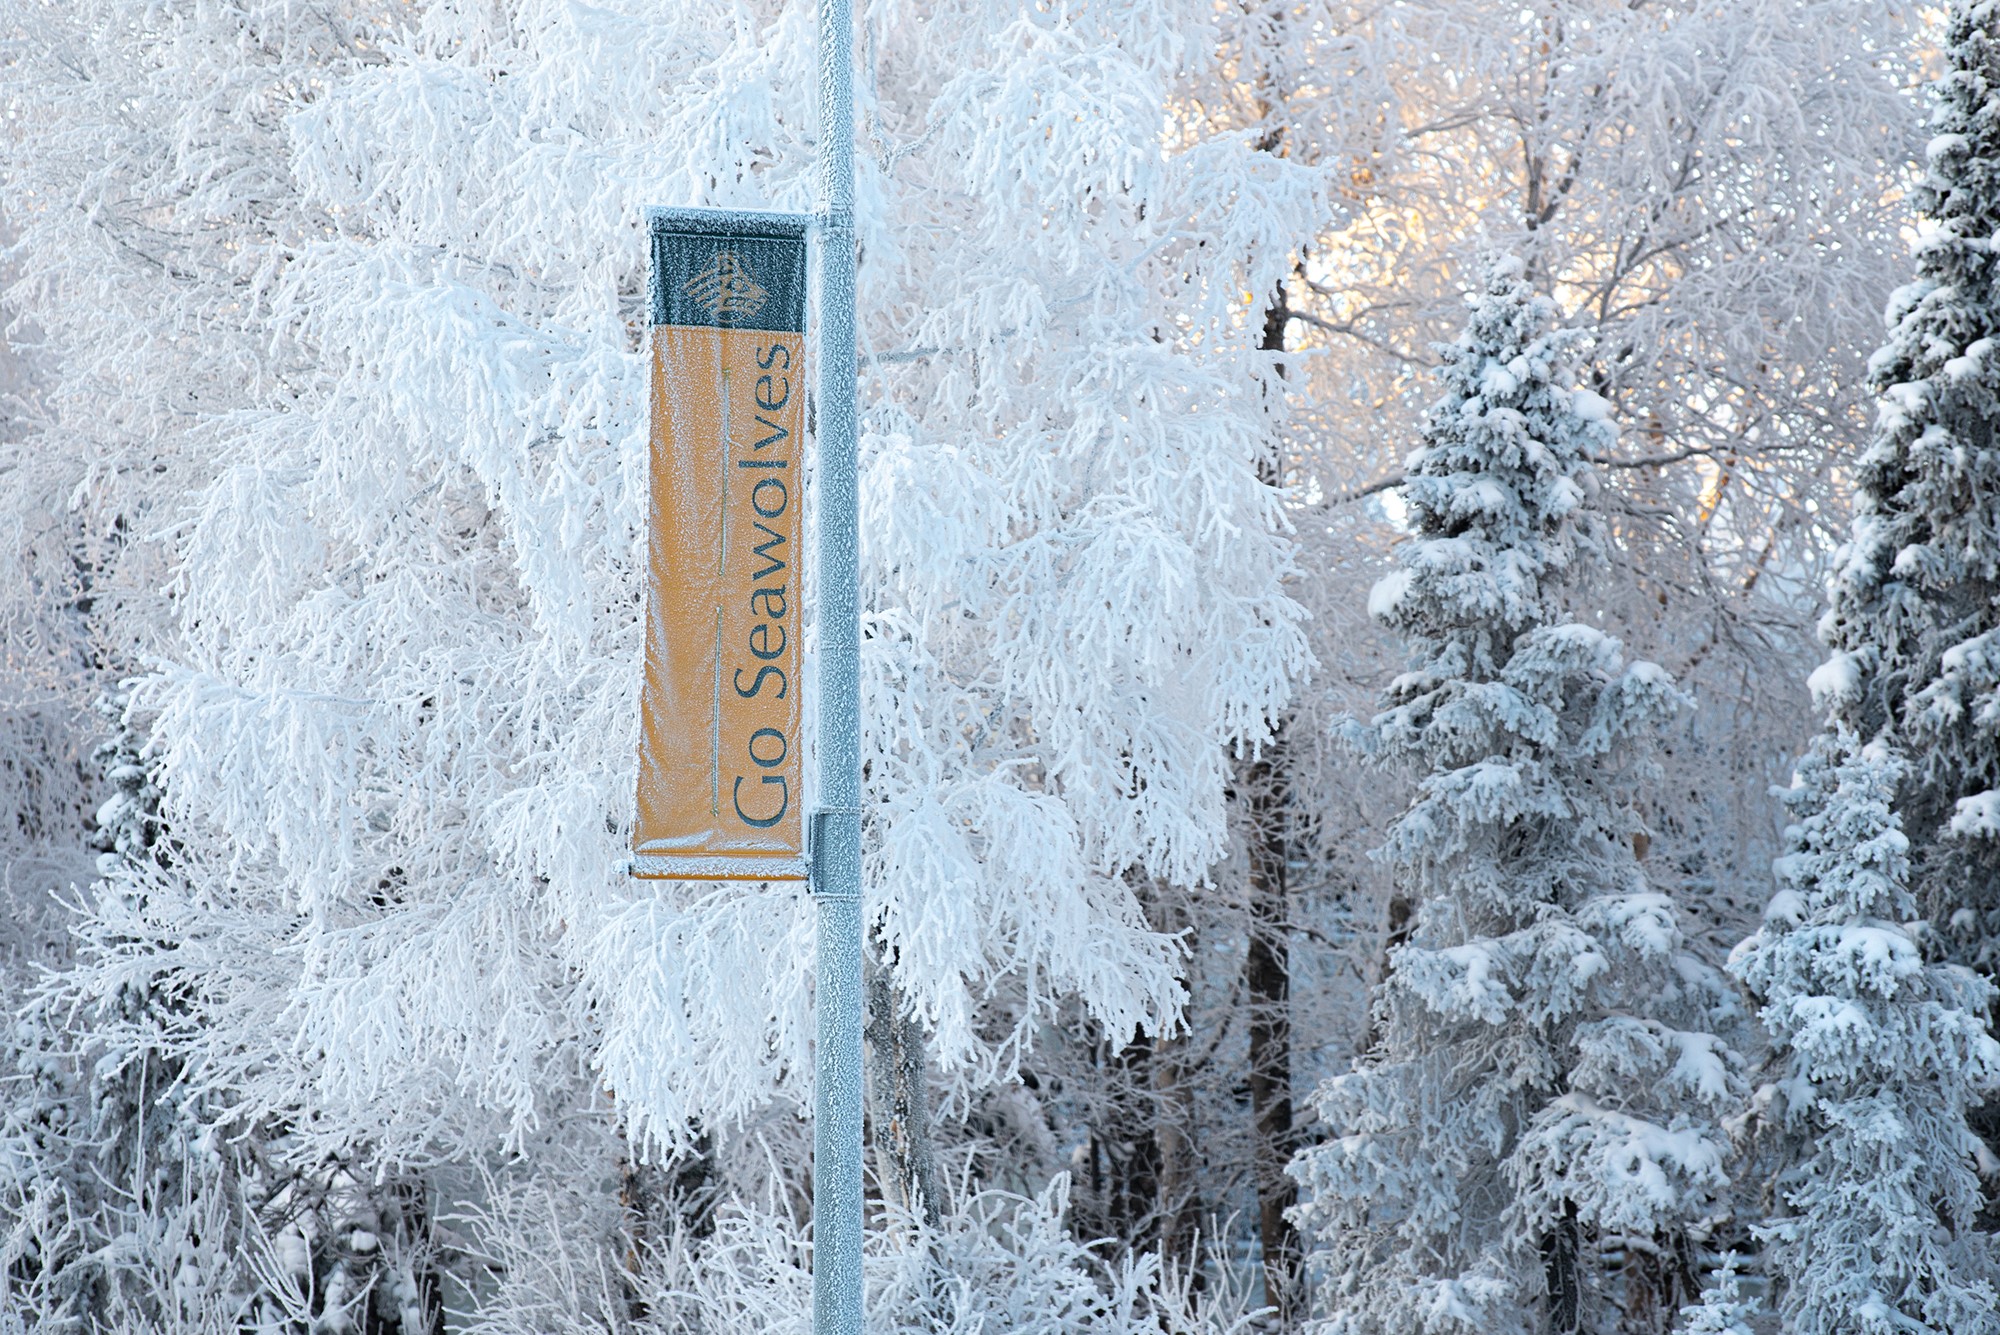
[811,0,865,1331]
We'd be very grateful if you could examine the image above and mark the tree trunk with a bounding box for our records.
[1151,890,1200,1269]
[1082,1025,1166,1251]
[1242,728,1303,1325]
[1242,287,1304,1325]
[865,967,943,1230]
[1620,1232,1695,1335]
[1362,894,1415,1053]
[1542,1205,1584,1335]
[362,1177,446,1335]
[1081,878,1200,1265]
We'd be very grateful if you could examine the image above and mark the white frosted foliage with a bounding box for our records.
[6,0,1315,1194]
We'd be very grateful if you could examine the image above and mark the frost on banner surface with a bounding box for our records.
[635,210,809,881]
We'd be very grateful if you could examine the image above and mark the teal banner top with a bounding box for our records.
[649,208,810,334]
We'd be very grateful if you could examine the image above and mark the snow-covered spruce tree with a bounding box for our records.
[1289,258,1743,1335]
[1676,1253,1757,1335]
[1279,0,1916,975]
[1815,0,2000,979]
[1720,732,2000,1334]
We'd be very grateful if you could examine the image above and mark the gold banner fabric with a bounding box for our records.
[635,270,808,880]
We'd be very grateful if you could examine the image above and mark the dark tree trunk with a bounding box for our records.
[618,1128,716,1323]
[1363,894,1415,1053]
[1151,1031,1199,1267]
[865,967,943,1229]
[1972,1091,2000,1231]
[1086,1031,1164,1249]
[1620,1232,1696,1335]
[1081,878,1201,1265]
[1241,729,1302,1325]
[1542,1205,1584,1335]
[1242,286,1303,1325]
[1151,890,1200,1269]
[361,1177,446,1335]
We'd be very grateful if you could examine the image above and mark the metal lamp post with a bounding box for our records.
[632,0,864,1326]
[810,1,865,1333]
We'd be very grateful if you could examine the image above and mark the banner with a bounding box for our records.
[634,210,810,881]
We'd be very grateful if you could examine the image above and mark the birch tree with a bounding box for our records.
[3,0,1317,1323]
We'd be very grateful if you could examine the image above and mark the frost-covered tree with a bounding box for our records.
[1814,0,2000,975]
[0,705,309,1331]
[1793,1,2000,1233]
[3,0,1317,1323]
[1676,1253,1758,1335]
[1278,0,1917,972]
[1290,258,1743,1335]
[106,0,1309,1134]
[856,0,1316,1074]
[1721,732,2000,1334]
[1,0,376,1322]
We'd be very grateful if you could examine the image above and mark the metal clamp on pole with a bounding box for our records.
[807,806,864,886]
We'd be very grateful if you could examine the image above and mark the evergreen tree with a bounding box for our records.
[1723,732,2000,1334]
[1815,0,2000,971]
[1676,1253,1758,1335]
[1290,257,1742,1335]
